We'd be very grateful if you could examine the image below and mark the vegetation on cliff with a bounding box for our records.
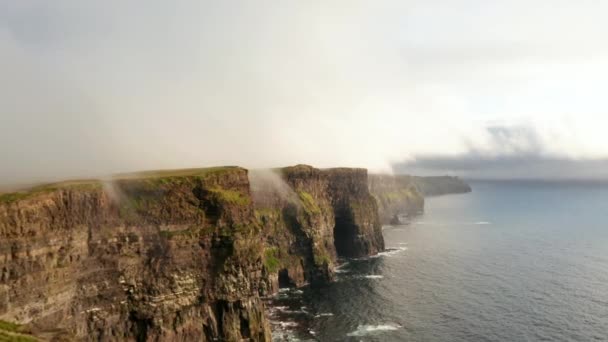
[0,320,37,342]
[0,181,101,204]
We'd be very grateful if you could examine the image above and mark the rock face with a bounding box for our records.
[0,165,383,341]
[325,168,384,258]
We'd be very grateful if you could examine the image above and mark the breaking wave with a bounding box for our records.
[346,323,402,337]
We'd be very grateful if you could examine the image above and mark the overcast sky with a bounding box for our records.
[2,1,608,186]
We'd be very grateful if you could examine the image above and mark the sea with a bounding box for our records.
[266,180,608,341]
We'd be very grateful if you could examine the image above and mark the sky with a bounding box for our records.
[2,0,608,186]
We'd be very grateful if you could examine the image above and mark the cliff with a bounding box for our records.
[368,174,424,224]
[368,174,471,224]
[0,165,383,341]
[411,176,472,197]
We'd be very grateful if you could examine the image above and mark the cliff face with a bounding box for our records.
[251,165,383,289]
[0,165,383,341]
[368,174,424,224]
[0,168,271,341]
[325,168,384,258]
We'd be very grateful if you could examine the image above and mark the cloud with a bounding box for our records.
[1,1,608,186]
[394,125,608,180]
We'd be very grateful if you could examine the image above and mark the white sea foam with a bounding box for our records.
[279,321,299,328]
[275,306,308,315]
[346,323,402,337]
[363,275,384,279]
[475,221,492,225]
[270,320,300,342]
[351,247,407,261]
[314,313,334,318]
[335,262,350,273]
[375,246,408,257]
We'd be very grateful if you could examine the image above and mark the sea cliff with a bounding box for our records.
[410,176,472,197]
[368,174,471,224]
[0,165,383,341]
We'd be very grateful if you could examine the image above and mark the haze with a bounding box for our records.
[2,1,608,187]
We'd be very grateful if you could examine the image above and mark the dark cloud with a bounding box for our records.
[394,125,608,180]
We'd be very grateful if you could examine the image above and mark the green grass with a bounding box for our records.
[263,247,281,273]
[113,166,242,181]
[0,321,19,333]
[209,188,250,206]
[0,331,37,342]
[254,208,281,220]
[0,320,37,342]
[297,191,320,214]
[0,181,101,204]
[0,166,245,205]
[314,252,332,266]
[0,166,242,204]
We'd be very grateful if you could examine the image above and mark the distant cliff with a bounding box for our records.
[411,176,472,197]
[0,165,383,341]
[369,174,471,224]
[368,174,424,224]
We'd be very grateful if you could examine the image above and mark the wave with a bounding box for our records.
[363,275,383,279]
[375,246,408,257]
[475,221,492,225]
[270,320,300,342]
[335,262,350,273]
[278,288,304,294]
[275,307,309,315]
[346,323,402,337]
[351,247,408,261]
[314,312,334,318]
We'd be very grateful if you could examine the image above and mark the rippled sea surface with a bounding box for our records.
[267,181,608,341]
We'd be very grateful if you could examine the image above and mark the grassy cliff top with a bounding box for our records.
[0,180,102,204]
[0,166,244,204]
[112,166,243,180]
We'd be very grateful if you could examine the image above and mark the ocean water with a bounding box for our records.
[267,181,608,341]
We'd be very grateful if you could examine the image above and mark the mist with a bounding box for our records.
[2,1,608,188]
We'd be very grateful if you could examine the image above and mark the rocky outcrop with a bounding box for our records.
[0,165,383,341]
